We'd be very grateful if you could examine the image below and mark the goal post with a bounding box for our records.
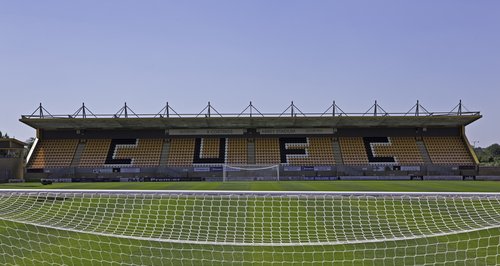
[1,189,500,265]
[222,164,280,181]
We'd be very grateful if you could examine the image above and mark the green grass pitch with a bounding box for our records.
[2,180,500,192]
[1,181,500,265]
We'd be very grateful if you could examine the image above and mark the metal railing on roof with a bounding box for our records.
[21,100,480,119]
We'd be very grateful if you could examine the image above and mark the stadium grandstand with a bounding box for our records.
[21,100,482,182]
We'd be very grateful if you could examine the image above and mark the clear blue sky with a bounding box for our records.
[1,1,499,146]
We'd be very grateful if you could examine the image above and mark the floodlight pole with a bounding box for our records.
[238,101,264,117]
[82,103,87,118]
[29,103,53,118]
[155,102,181,118]
[321,100,346,117]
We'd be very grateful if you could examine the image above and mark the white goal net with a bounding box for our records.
[222,165,280,181]
[1,190,500,265]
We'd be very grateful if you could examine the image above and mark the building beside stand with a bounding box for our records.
[0,138,26,182]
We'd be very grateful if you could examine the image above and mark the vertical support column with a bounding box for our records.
[416,139,432,164]
[159,139,171,167]
[247,138,256,164]
[332,138,344,165]
[70,140,86,167]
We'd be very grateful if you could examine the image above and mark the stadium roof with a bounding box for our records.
[0,138,26,149]
[20,101,481,130]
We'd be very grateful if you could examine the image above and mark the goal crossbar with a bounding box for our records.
[2,189,499,197]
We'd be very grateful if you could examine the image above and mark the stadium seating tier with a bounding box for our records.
[27,135,476,169]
